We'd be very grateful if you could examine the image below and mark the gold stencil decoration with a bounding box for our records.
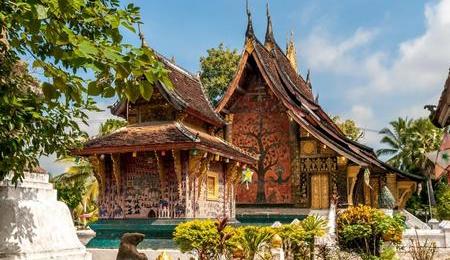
[300,157,337,172]
[301,141,316,155]
[188,151,205,194]
[155,151,166,190]
[197,154,212,199]
[111,153,121,194]
[172,150,182,197]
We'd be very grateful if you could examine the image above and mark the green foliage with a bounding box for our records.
[231,226,274,260]
[53,180,85,211]
[173,219,221,259]
[331,116,364,141]
[337,205,405,257]
[377,117,444,174]
[1,0,171,184]
[199,43,240,106]
[435,182,450,220]
[98,118,127,136]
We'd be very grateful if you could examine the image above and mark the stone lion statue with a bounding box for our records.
[116,232,148,260]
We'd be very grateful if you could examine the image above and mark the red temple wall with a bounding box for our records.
[232,88,291,204]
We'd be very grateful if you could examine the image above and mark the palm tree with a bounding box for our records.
[376,117,414,170]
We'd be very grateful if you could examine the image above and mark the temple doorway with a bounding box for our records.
[311,173,329,209]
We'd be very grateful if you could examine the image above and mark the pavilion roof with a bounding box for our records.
[73,121,257,165]
[216,12,423,181]
[111,52,224,127]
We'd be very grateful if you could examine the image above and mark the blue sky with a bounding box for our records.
[40,0,450,174]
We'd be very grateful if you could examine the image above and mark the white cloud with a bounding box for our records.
[301,0,450,149]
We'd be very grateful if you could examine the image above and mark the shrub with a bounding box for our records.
[337,205,405,257]
[435,183,450,220]
[277,224,309,259]
[173,219,221,259]
[230,226,274,260]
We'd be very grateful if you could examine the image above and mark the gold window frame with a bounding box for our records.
[206,171,219,200]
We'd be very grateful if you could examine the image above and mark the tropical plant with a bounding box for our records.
[377,117,444,174]
[231,226,274,260]
[1,0,171,184]
[336,205,405,257]
[277,223,309,259]
[331,116,365,142]
[435,182,450,220]
[199,43,240,106]
[53,179,85,215]
[99,118,127,136]
[301,215,327,260]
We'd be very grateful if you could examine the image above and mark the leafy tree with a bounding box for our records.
[199,43,240,106]
[54,179,85,214]
[99,118,127,136]
[377,117,444,174]
[331,116,364,141]
[1,0,171,183]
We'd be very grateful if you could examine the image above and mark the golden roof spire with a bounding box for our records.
[245,0,255,39]
[286,30,298,73]
[137,23,149,48]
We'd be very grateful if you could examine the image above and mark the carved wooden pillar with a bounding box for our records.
[224,114,234,142]
[111,153,121,194]
[172,150,182,197]
[188,152,205,218]
[289,119,301,207]
[347,165,361,206]
[155,151,166,190]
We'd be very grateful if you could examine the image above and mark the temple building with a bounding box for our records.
[73,50,257,221]
[215,6,423,215]
[431,70,450,128]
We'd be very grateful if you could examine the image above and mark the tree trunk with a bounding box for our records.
[256,170,266,203]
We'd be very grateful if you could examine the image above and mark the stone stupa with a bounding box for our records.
[0,170,91,260]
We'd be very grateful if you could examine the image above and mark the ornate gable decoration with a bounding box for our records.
[300,157,337,173]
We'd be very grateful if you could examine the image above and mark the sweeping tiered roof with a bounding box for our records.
[216,7,422,181]
[431,70,450,128]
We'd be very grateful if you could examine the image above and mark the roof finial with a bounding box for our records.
[306,69,313,89]
[264,0,275,50]
[245,0,255,39]
[286,30,298,73]
[137,23,149,48]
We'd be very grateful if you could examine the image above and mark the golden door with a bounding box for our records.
[311,173,329,209]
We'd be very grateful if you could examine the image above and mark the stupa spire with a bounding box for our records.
[286,31,298,73]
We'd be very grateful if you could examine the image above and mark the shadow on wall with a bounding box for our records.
[0,186,37,256]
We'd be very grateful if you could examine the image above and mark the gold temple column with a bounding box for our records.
[397,181,416,209]
[347,165,361,206]
[224,114,234,142]
[111,153,121,194]
[386,173,398,203]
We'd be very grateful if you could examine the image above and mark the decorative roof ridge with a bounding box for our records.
[173,121,201,142]
[195,73,226,123]
[245,0,255,39]
[154,51,198,81]
[264,1,275,50]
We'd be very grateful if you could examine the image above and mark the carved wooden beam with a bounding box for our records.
[111,153,121,194]
[89,155,106,195]
[397,181,417,209]
[188,151,205,195]
[346,165,361,206]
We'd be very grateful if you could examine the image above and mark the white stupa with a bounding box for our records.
[0,171,91,260]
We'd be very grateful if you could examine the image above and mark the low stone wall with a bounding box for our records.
[88,248,190,260]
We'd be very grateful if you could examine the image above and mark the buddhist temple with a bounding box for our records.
[430,69,450,128]
[215,4,423,216]
[73,49,257,223]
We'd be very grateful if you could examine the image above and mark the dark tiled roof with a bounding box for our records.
[431,71,450,128]
[218,34,423,181]
[111,53,224,127]
[159,56,224,126]
[73,121,257,164]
